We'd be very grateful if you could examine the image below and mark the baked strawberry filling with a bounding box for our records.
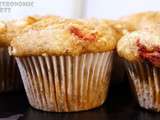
[70,26,96,41]
[136,39,160,66]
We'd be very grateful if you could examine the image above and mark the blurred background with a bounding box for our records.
[0,0,160,20]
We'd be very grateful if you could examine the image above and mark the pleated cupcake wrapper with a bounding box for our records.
[16,52,113,112]
[0,47,21,92]
[125,61,160,112]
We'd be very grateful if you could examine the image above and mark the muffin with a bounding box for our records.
[117,30,160,111]
[121,11,160,31]
[105,20,135,37]
[9,17,117,112]
[0,16,40,92]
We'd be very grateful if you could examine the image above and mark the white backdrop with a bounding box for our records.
[0,0,82,20]
[85,0,160,19]
[0,0,160,20]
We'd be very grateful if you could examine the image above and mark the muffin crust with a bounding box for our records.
[121,11,160,31]
[10,18,117,56]
[117,31,160,67]
[0,16,46,47]
[103,20,135,39]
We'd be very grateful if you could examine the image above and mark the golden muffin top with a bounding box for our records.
[0,21,7,46]
[103,19,135,39]
[117,30,160,67]
[9,17,118,56]
[0,16,41,47]
[121,11,160,31]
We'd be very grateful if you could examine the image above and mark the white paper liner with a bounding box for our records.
[0,47,21,92]
[125,61,160,112]
[16,52,113,112]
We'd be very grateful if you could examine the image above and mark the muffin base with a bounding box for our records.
[125,61,160,112]
[16,52,113,112]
